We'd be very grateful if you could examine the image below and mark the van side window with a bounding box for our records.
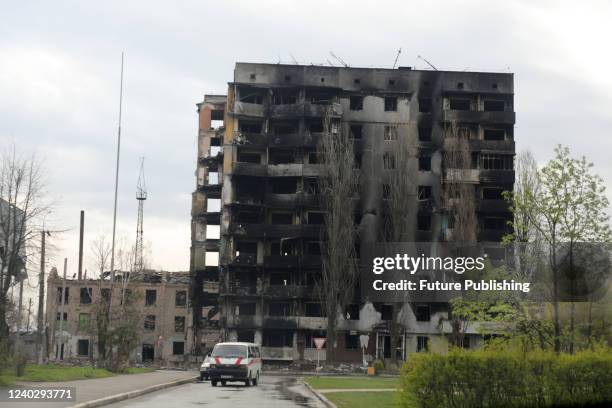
[248,347,254,358]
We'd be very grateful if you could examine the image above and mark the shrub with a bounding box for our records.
[372,360,385,374]
[399,348,612,407]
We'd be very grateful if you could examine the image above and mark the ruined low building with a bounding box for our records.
[190,63,515,363]
[45,269,208,366]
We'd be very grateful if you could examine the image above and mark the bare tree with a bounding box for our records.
[90,234,111,279]
[316,108,358,362]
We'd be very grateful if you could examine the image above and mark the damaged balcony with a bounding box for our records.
[229,223,322,239]
[232,131,268,147]
[478,199,510,213]
[265,193,321,209]
[469,140,515,152]
[232,162,267,177]
[443,110,515,125]
[444,169,480,183]
[233,101,266,118]
[269,102,342,119]
[262,284,309,298]
[480,170,515,184]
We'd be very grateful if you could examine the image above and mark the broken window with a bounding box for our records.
[206,198,221,212]
[238,121,262,134]
[306,241,321,255]
[269,302,291,316]
[145,290,157,306]
[354,153,362,169]
[381,304,393,321]
[272,89,299,105]
[272,122,297,135]
[175,290,187,307]
[307,211,325,225]
[304,178,320,194]
[384,125,398,141]
[383,153,396,170]
[349,124,363,139]
[77,339,89,356]
[457,82,464,89]
[237,302,256,316]
[418,155,431,171]
[269,148,295,164]
[418,98,432,113]
[483,128,506,141]
[482,187,505,200]
[306,90,335,105]
[480,154,513,170]
[449,98,471,111]
[173,341,185,355]
[57,287,69,304]
[78,313,90,330]
[101,288,111,302]
[417,214,432,231]
[235,241,257,258]
[382,184,391,199]
[483,217,507,230]
[207,172,219,185]
[263,330,293,347]
[418,127,432,141]
[270,212,293,224]
[384,96,397,112]
[235,210,263,223]
[270,178,297,194]
[270,272,290,285]
[270,240,299,256]
[345,304,360,320]
[238,330,255,343]
[56,312,67,321]
[484,100,505,111]
[305,303,324,317]
[415,305,430,322]
[418,186,432,200]
[144,315,156,331]
[417,336,429,352]
[309,120,324,133]
[350,96,363,111]
[206,225,220,240]
[237,150,261,163]
[345,334,359,350]
[175,316,185,333]
[80,288,92,304]
[238,87,265,104]
[205,251,219,266]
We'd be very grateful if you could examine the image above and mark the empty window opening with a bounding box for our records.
[269,302,291,316]
[238,121,262,134]
[250,73,256,80]
[419,98,432,113]
[418,155,431,171]
[238,88,265,104]
[238,330,255,343]
[345,334,359,350]
[354,153,362,169]
[482,187,505,200]
[484,100,505,111]
[206,225,220,239]
[77,339,89,356]
[309,120,324,133]
[208,172,219,185]
[205,251,219,266]
[384,125,398,141]
[101,288,111,302]
[175,290,187,307]
[306,241,321,255]
[480,154,513,170]
[235,210,263,223]
[270,272,291,286]
[483,217,508,230]
[80,288,92,304]
[263,330,293,347]
[483,128,506,141]
[305,303,324,317]
[381,304,393,321]
[418,127,432,141]
[144,315,156,331]
[415,305,430,321]
[145,290,157,306]
[175,316,185,333]
[418,186,432,200]
[304,178,320,194]
[56,312,67,321]
[207,198,221,212]
[307,151,319,164]
[235,241,258,257]
[350,96,363,111]
[462,336,470,349]
[284,75,291,82]
[238,302,256,316]
[272,89,299,105]
[269,149,295,164]
[417,214,432,231]
[272,122,298,135]
[173,341,184,355]
[306,90,335,105]
[457,82,464,89]
[57,287,69,304]
[345,304,359,320]
[237,150,261,163]
[384,96,398,111]
[271,212,293,224]
[354,78,361,84]
[388,79,396,85]
[270,178,298,194]
[320,77,325,83]
[307,211,325,225]
[349,124,363,139]
[417,336,429,352]
[449,98,471,110]
[383,153,396,170]
[492,83,498,89]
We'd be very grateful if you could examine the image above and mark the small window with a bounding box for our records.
[388,79,396,85]
[175,290,187,307]
[457,82,464,89]
[345,304,359,320]
[306,241,321,255]
[462,336,470,349]
[417,214,431,231]
[284,75,291,82]
[383,153,396,170]
[207,198,221,212]
[250,73,256,80]
[417,336,429,352]
[349,124,362,139]
[418,155,431,171]
[80,288,92,304]
[145,289,157,306]
[320,77,325,83]
[384,125,398,141]
[307,151,319,164]
[77,339,90,356]
[175,316,185,333]
[56,312,67,321]
[492,83,498,89]
[144,315,156,331]
[381,304,393,321]
[483,217,507,230]
[350,96,363,111]
[415,305,430,321]
[418,127,432,142]
[419,98,432,113]
[384,97,397,112]
[206,225,220,239]
[354,78,361,84]
[354,153,362,169]
[205,251,219,266]
[101,288,111,302]
[309,120,324,133]
[238,121,263,134]
[484,100,505,112]
[78,313,91,330]
[173,341,185,355]
[418,186,432,200]
[345,333,359,350]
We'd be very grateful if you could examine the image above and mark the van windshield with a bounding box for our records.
[212,344,247,358]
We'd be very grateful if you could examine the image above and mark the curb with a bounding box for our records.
[70,375,198,408]
[302,381,336,408]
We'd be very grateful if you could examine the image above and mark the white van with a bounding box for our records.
[207,342,261,387]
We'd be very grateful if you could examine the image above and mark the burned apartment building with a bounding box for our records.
[46,269,194,365]
[190,63,515,363]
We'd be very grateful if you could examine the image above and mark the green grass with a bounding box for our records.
[305,376,399,390]
[0,364,156,386]
[326,391,401,408]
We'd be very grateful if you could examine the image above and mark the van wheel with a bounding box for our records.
[252,372,259,386]
[244,379,250,387]
[211,380,217,387]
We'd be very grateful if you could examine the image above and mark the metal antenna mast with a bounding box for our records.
[393,48,402,69]
[417,54,438,71]
[134,157,147,273]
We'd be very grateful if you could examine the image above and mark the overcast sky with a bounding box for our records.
[2,0,612,292]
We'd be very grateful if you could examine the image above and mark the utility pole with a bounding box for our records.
[37,230,46,365]
[57,258,67,361]
[78,211,84,280]
[27,298,32,332]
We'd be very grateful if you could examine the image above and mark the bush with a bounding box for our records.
[372,360,385,374]
[399,348,612,407]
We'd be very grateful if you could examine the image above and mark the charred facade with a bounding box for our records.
[190,63,515,362]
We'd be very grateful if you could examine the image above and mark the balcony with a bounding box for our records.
[444,169,480,183]
[233,101,266,118]
[232,253,257,266]
[262,285,309,298]
[233,131,267,147]
[480,170,515,184]
[470,139,515,152]
[478,199,510,213]
[268,164,302,177]
[263,316,299,329]
[264,255,299,268]
[232,162,267,177]
[269,102,342,119]
[443,110,515,125]
[227,315,260,328]
[265,193,321,209]
[268,132,304,147]
[303,164,324,177]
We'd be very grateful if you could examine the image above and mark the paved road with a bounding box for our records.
[105,375,326,408]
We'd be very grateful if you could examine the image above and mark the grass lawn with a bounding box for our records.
[326,391,401,408]
[305,375,399,390]
[0,364,155,386]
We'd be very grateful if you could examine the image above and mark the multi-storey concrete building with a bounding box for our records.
[190,63,515,363]
[46,269,196,365]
